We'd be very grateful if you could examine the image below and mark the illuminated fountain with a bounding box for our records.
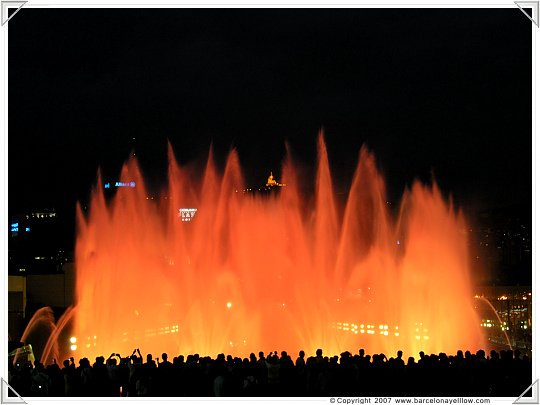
[13,307,55,364]
[67,132,484,361]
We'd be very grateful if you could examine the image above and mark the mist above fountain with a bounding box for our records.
[71,132,484,360]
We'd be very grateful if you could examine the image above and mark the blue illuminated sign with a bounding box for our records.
[104,182,136,189]
[115,182,136,188]
[11,223,18,233]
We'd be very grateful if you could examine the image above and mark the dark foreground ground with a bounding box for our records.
[8,348,532,398]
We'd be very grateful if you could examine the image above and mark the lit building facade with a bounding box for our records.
[9,209,72,276]
[468,205,531,286]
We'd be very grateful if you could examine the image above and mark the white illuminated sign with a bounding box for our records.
[178,208,197,221]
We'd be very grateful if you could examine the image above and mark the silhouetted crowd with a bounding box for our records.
[8,348,531,397]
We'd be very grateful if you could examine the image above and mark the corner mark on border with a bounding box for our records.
[514,379,540,404]
[0,378,26,404]
[515,1,540,27]
[1,1,27,26]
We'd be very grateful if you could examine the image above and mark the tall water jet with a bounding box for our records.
[71,133,484,360]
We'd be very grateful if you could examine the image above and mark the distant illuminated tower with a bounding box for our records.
[266,172,285,187]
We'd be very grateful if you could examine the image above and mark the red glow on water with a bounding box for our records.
[72,132,484,360]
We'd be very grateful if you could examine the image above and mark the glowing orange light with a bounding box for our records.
[65,133,484,362]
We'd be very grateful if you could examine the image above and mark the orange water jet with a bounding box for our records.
[72,132,484,360]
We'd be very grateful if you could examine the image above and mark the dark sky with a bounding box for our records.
[7,7,533,219]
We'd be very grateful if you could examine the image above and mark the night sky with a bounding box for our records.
[7,7,533,222]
